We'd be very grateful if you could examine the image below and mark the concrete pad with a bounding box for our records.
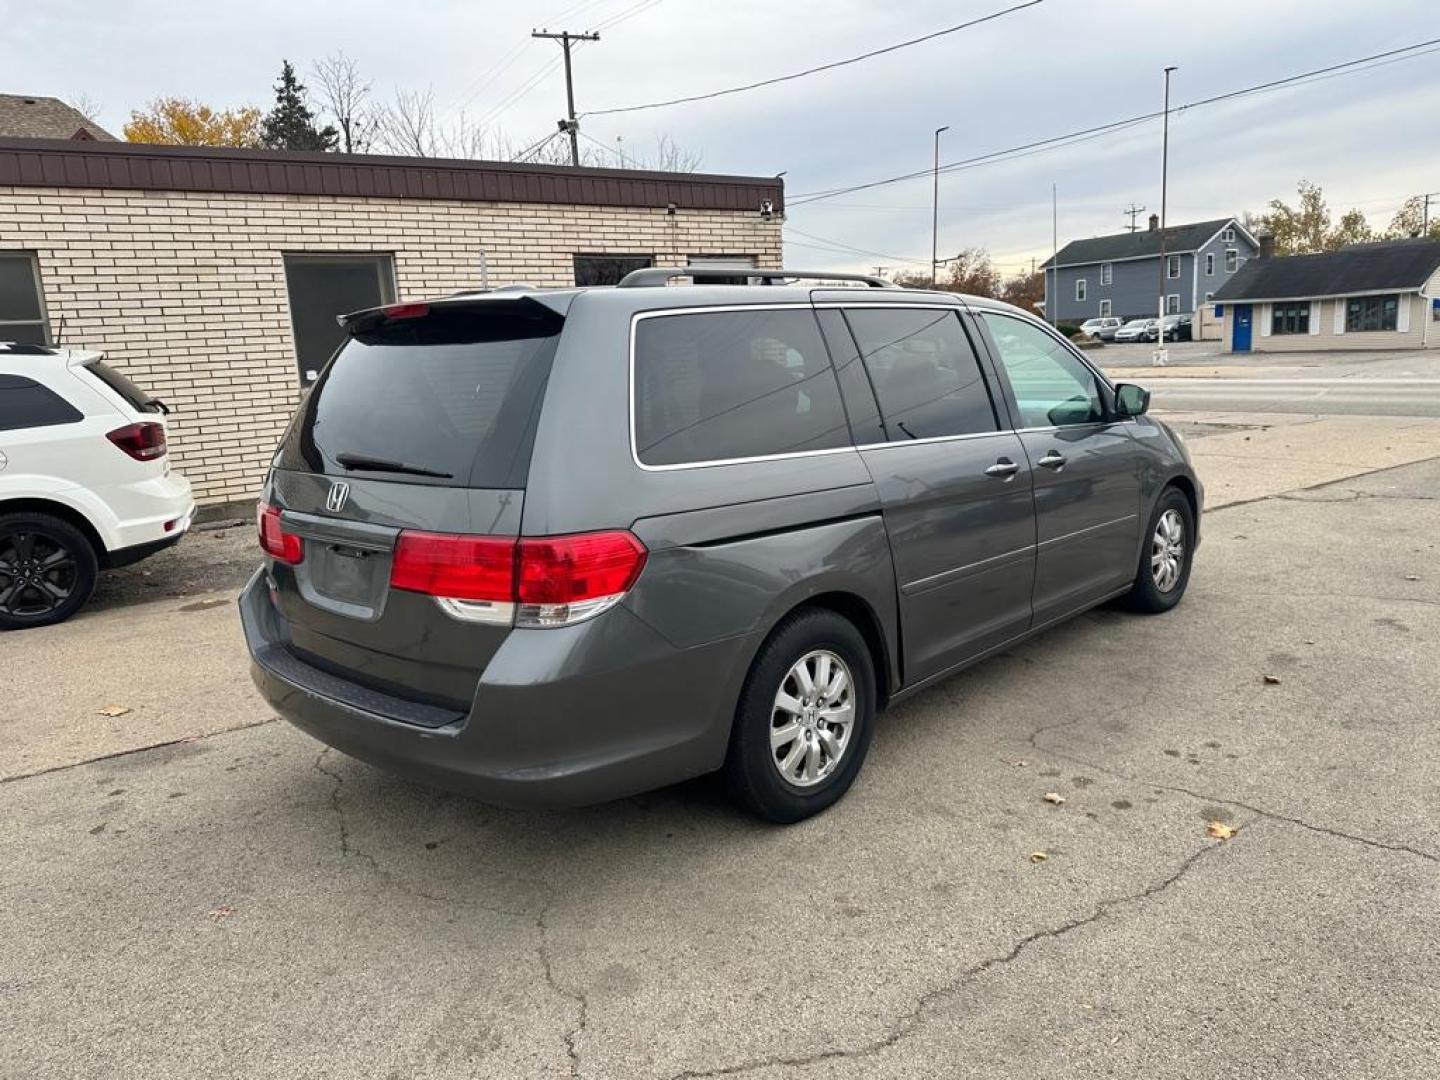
[4,459,1439,1079]
[1,588,270,781]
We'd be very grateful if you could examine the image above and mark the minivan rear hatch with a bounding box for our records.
[264,296,565,714]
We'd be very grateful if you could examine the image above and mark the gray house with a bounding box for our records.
[1042,215,1259,331]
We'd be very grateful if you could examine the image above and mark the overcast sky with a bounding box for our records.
[8,0,1440,276]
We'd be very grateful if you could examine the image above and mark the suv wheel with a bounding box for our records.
[1123,487,1194,614]
[725,608,876,823]
[0,512,99,630]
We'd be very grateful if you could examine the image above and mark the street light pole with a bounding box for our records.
[932,125,949,287]
[1155,65,1177,366]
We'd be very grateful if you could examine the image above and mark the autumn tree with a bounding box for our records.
[1245,181,1373,254]
[123,98,262,147]
[261,60,338,151]
[1000,270,1045,313]
[1385,195,1440,241]
[894,248,1002,296]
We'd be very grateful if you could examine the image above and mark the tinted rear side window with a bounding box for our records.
[844,308,997,440]
[0,374,83,431]
[632,308,850,467]
[84,361,161,413]
[276,302,562,489]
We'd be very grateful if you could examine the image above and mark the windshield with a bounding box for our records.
[275,301,562,489]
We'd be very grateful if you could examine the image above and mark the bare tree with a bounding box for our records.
[312,52,377,153]
[649,133,702,172]
[67,92,104,126]
[373,88,438,156]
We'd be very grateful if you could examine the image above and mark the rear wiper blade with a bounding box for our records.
[334,453,453,479]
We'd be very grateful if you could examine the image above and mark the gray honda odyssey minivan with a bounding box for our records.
[242,268,1201,822]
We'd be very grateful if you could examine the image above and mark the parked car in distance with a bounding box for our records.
[1078,316,1123,341]
[1114,318,1157,343]
[243,268,1202,823]
[1161,313,1193,341]
[0,344,193,629]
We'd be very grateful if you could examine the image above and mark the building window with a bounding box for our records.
[1225,249,1239,273]
[1075,278,1087,302]
[1100,263,1112,285]
[1098,299,1112,317]
[1166,255,1181,279]
[574,254,653,286]
[1205,252,1215,276]
[688,254,757,285]
[0,252,49,346]
[1345,295,1399,333]
[283,254,396,386]
[1272,301,1310,335]
[1166,294,1180,315]
[1433,298,1440,322]
[1221,227,1235,242]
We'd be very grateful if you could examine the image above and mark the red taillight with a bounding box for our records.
[257,504,303,565]
[516,532,648,605]
[391,532,515,602]
[389,529,647,626]
[106,422,166,461]
[382,302,430,320]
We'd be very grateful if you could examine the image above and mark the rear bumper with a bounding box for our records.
[100,470,195,553]
[239,570,754,808]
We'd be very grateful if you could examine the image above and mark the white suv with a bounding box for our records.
[0,344,194,629]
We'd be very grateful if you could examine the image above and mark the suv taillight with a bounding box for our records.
[106,422,166,461]
[390,530,647,627]
[257,504,303,565]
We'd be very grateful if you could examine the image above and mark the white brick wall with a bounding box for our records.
[1,186,782,504]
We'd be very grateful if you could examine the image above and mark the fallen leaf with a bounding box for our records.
[1029,851,1049,863]
[1206,821,1235,840]
[207,905,235,921]
[97,705,131,717]
[1405,574,1420,582]
[1262,674,1281,685]
[1303,639,1316,645]
[1043,791,1066,805]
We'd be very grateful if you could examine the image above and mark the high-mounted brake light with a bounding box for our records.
[105,422,166,461]
[381,302,430,320]
[257,503,303,565]
[389,530,647,627]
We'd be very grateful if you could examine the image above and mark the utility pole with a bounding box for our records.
[1423,191,1439,234]
[1050,182,1058,327]
[1155,66,1177,367]
[1124,202,1147,232]
[532,28,600,167]
[932,126,949,287]
[872,266,889,280]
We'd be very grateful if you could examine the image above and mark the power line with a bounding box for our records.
[783,226,929,266]
[581,0,1044,117]
[788,37,1440,206]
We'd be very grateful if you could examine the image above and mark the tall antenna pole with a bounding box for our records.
[1051,182,1058,326]
[1156,66,1177,365]
[931,126,949,287]
[533,28,601,167]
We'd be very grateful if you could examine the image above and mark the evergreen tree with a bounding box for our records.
[261,60,338,151]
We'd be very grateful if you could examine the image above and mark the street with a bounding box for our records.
[4,371,1439,1077]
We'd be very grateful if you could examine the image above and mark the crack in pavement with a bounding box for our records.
[663,840,1228,1080]
[1025,728,1440,866]
[1275,490,1440,504]
[536,887,589,1079]
[1,717,278,785]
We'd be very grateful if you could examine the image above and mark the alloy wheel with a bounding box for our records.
[1151,509,1185,593]
[0,531,79,618]
[769,649,855,788]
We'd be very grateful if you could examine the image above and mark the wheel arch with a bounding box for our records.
[770,590,896,711]
[0,497,107,560]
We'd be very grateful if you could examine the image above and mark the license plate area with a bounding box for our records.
[281,510,400,622]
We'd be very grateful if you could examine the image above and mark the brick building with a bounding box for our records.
[0,139,783,505]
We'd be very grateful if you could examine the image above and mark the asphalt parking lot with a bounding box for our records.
[4,444,1439,1079]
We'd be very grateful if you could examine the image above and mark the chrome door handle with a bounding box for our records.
[985,459,1020,479]
[1038,452,1066,470]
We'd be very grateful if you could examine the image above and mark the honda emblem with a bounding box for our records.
[325,481,350,513]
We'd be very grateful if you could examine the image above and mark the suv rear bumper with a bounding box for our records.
[239,570,752,808]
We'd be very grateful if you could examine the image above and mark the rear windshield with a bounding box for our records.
[85,360,162,413]
[275,301,562,489]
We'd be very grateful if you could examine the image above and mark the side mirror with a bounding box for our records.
[1114,383,1150,417]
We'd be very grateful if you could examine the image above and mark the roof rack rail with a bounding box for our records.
[616,267,897,289]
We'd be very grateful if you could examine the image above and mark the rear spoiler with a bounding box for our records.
[337,291,575,334]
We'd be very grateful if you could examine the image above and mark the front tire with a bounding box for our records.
[1123,487,1194,614]
[724,608,877,824]
[0,512,99,630]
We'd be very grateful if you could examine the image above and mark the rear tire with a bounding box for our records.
[724,608,876,824]
[0,512,99,630]
[1123,487,1194,614]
